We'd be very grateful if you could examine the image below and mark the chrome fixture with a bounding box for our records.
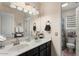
[9,2,39,15]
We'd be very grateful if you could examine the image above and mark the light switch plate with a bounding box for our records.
[55,32,58,36]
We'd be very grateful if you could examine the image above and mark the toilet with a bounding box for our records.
[66,37,76,52]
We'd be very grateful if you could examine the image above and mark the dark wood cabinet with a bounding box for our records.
[19,41,51,56]
[39,49,47,56]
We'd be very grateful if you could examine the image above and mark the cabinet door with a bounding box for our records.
[40,49,47,56]
[27,47,39,56]
[19,41,51,56]
[19,47,39,56]
[47,41,51,56]
[47,41,51,47]
[39,43,47,51]
[47,47,51,56]
[33,53,39,56]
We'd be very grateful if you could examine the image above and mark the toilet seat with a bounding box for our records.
[66,43,75,49]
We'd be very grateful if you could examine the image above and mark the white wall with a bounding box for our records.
[62,8,76,19]
[33,3,61,56]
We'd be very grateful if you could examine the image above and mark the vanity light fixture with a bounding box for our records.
[14,2,26,7]
[9,2,39,15]
[62,3,68,7]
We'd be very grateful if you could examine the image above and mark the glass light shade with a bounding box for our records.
[10,4,16,8]
[31,8,37,15]
[29,11,33,15]
[62,3,68,7]
[24,9,28,13]
[32,10,39,15]
[17,7,23,11]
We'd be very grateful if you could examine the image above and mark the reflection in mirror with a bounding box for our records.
[0,12,14,39]
[14,23,24,38]
[23,17,34,41]
[0,2,39,49]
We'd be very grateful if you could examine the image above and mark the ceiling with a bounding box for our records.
[1,2,79,13]
[62,2,79,11]
[1,2,40,10]
[0,2,41,16]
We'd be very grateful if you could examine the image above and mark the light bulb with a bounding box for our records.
[62,3,68,7]
[29,11,33,15]
[10,4,16,8]
[24,9,28,13]
[17,7,23,11]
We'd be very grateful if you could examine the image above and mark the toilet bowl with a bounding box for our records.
[66,37,75,52]
[66,43,75,53]
[66,43,75,49]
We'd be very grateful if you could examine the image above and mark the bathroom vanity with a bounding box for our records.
[19,40,51,56]
[0,38,51,56]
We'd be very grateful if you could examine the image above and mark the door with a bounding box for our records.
[76,7,79,56]
[0,16,1,34]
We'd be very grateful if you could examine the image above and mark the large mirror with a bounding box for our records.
[0,2,39,42]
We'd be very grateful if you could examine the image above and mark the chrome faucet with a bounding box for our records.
[34,31,39,40]
[13,38,20,46]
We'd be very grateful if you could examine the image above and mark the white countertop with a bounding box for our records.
[0,38,51,56]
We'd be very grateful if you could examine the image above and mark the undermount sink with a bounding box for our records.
[0,39,36,53]
[8,43,28,52]
[0,43,28,55]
